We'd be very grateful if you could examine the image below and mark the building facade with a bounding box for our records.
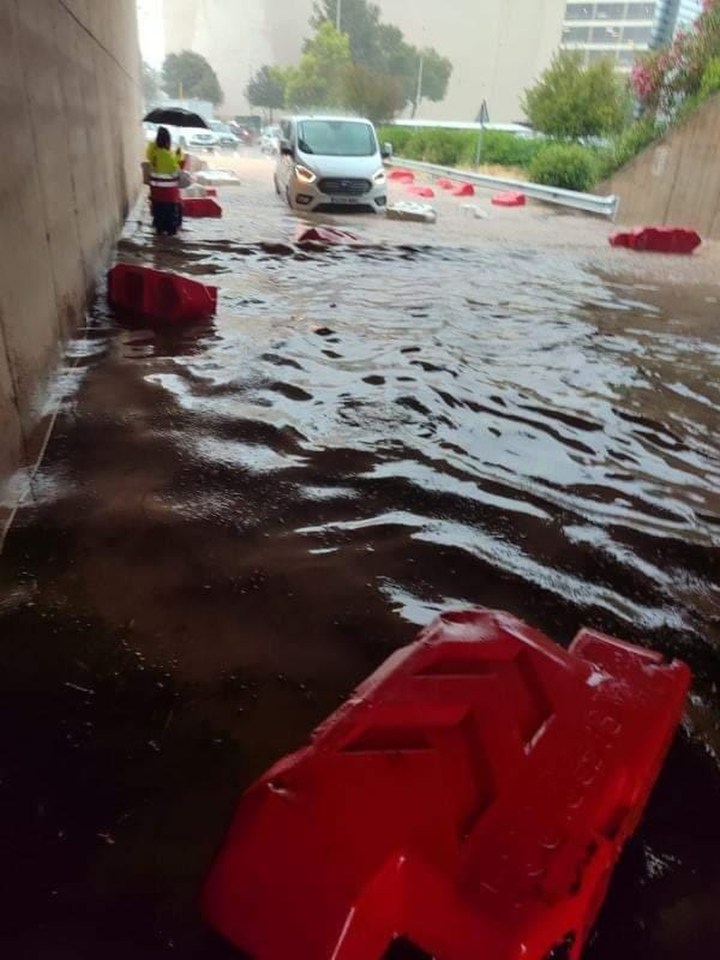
[162,0,568,123]
[560,2,684,70]
[676,0,704,30]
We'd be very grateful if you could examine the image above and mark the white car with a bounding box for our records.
[174,126,219,153]
[274,116,391,214]
[209,120,241,151]
[260,125,282,155]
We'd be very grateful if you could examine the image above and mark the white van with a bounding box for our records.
[274,116,391,214]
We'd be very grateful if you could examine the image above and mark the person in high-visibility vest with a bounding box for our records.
[146,126,185,236]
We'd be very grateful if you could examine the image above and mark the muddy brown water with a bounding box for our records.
[1,164,720,958]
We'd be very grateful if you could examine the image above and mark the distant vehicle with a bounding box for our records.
[174,126,219,153]
[260,125,282,155]
[274,116,391,214]
[209,120,241,151]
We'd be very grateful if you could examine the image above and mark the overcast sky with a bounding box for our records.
[137,0,165,68]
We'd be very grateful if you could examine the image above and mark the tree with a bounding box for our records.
[312,0,452,113]
[632,0,720,116]
[162,50,223,105]
[342,64,406,123]
[142,62,163,107]
[246,65,288,119]
[523,51,628,139]
[412,48,454,116]
[285,22,351,109]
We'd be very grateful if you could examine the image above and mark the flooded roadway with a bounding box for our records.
[1,155,720,958]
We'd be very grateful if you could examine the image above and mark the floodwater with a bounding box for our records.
[1,157,720,959]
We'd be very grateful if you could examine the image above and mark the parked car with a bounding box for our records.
[174,126,219,153]
[260,125,282,155]
[209,120,241,151]
[274,116,391,214]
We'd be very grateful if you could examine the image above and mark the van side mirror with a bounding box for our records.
[280,140,293,157]
[381,142,393,160]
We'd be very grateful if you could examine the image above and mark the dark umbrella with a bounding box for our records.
[143,107,209,129]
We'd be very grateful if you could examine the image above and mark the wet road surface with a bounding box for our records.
[1,156,720,958]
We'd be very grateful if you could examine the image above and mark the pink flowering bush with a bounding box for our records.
[632,0,720,116]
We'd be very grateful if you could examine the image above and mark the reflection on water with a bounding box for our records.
[1,219,719,959]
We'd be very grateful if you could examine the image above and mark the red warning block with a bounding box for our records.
[437,178,457,190]
[182,196,223,218]
[203,609,690,960]
[492,191,526,207]
[296,226,360,245]
[452,182,476,197]
[108,264,217,323]
[407,185,435,199]
[389,168,416,182]
[610,226,701,254]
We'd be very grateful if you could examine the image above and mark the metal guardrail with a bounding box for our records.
[389,157,619,219]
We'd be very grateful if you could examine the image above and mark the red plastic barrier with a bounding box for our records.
[107,264,217,323]
[203,609,690,960]
[453,182,476,197]
[389,168,415,182]
[609,226,701,254]
[437,178,457,190]
[492,191,527,207]
[182,196,223,218]
[407,185,435,199]
[296,226,360,245]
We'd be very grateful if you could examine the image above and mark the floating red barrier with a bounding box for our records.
[107,264,217,323]
[437,178,457,190]
[492,191,526,207]
[452,182,476,197]
[407,185,435,199]
[181,196,223,218]
[609,226,701,254]
[296,226,360,245]
[389,168,416,182]
[203,608,690,960]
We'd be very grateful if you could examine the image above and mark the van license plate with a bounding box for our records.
[330,197,358,204]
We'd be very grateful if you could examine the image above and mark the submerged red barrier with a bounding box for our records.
[492,191,526,207]
[407,185,435,199]
[203,609,690,960]
[437,178,457,190]
[610,226,701,254]
[181,196,223,218]
[452,182,476,197]
[108,264,217,323]
[389,168,416,182]
[296,226,360,245]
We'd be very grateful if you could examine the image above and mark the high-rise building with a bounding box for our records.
[161,0,568,122]
[676,0,704,30]
[560,2,683,71]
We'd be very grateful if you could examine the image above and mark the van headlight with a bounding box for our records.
[295,164,317,184]
[373,168,387,185]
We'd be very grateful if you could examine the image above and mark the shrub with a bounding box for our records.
[701,56,720,97]
[529,143,598,192]
[377,126,546,170]
[595,119,664,180]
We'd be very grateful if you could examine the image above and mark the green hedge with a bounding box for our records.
[379,123,666,191]
[529,143,598,192]
[377,126,546,169]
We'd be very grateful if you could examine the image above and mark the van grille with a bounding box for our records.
[318,178,371,196]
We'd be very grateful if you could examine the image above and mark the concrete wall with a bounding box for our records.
[163,0,567,123]
[0,0,141,483]
[601,94,720,237]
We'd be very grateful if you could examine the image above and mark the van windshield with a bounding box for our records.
[297,120,376,157]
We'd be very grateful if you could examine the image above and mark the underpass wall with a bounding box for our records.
[600,94,720,238]
[0,0,141,484]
